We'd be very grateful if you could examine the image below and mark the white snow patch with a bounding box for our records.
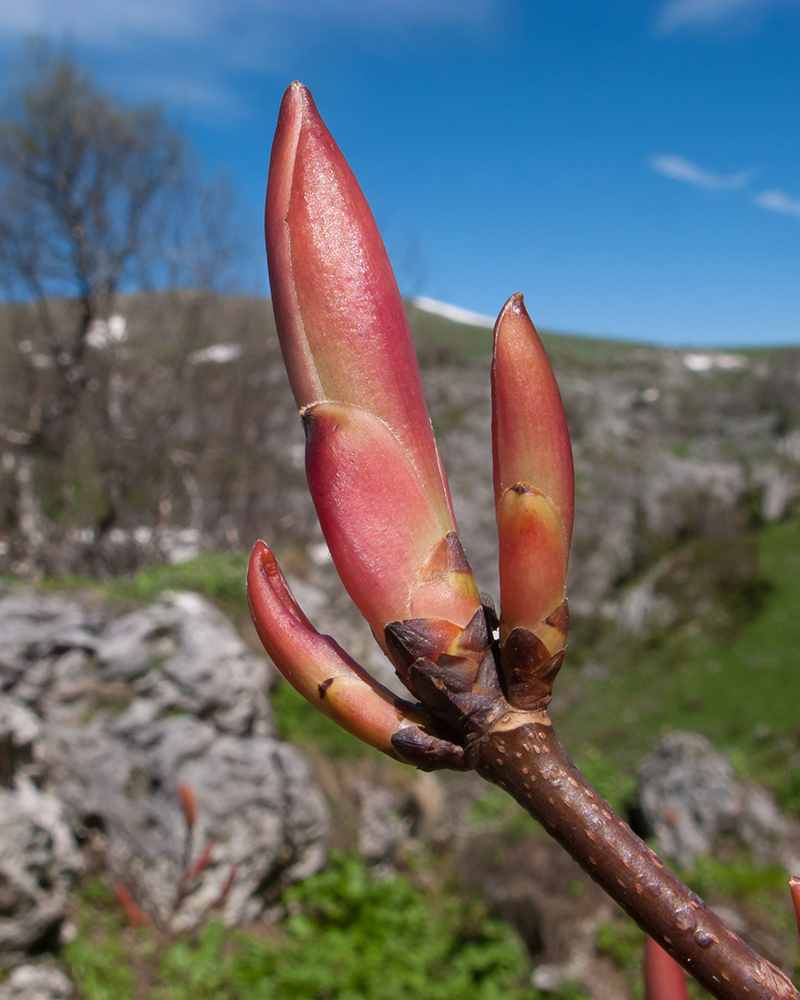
[87,315,128,348]
[412,296,495,329]
[188,343,242,365]
[682,352,748,372]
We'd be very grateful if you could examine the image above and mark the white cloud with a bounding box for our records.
[0,0,205,46]
[649,154,752,190]
[124,70,242,114]
[650,157,800,223]
[0,0,502,111]
[659,0,761,32]
[0,0,498,50]
[755,189,800,218]
[656,0,788,32]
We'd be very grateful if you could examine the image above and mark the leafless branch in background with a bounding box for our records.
[0,41,247,571]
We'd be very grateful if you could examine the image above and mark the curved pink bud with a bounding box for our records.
[491,293,574,648]
[247,540,426,759]
[304,401,480,642]
[643,938,690,1000]
[266,81,481,640]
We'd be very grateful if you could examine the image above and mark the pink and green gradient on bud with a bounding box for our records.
[491,293,574,653]
[248,540,427,758]
[264,81,480,652]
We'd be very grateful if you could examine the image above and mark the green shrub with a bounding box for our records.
[126,551,250,608]
[66,855,549,1000]
[775,767,800,814]
[681,854,786,901]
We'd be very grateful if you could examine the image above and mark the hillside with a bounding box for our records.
[3,290,800,774]
[3,292,800,996]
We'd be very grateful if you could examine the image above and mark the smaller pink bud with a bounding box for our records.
[491,293,573,654]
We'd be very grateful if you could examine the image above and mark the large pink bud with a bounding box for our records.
[264,82,481,650]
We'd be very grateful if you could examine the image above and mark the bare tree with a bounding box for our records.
[0,42,245,572]
[0,43,186,383]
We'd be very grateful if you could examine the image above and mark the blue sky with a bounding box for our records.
[2,0,800,347]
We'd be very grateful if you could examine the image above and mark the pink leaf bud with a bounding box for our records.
[491,293,574,654]
[248,540,429,759]
[113,883,151,929]
[264,82,481,651]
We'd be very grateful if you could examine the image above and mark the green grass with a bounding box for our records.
[404,301,631,364]
[406,302,493,360]
[4,550,251,618]
[679,853,787,901]
[124,551,250,606]
[62,880,140,999]
[65,856,575,1000]
[558,517,800,791]
[671,520,800,744]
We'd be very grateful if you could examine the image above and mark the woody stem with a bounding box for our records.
[467,721,798,1000]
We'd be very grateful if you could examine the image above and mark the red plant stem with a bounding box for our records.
[789,877,800,943]
[467,719,799,1000]
[645,936,691,1000]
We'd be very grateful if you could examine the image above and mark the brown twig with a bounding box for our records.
[384,600,799,1000]
[467,715,799,1000]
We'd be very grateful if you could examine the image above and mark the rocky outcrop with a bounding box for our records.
[0,588,328,966]
[0,776,82,963]
[0,961,74,1000]
[4,302,800,644]
[638,731,789,867]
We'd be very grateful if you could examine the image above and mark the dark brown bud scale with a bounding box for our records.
[544,598,569,635]
[390,725,469,771]
[500,626,566,710]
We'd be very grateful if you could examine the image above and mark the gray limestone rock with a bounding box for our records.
[0,962,74,1000]
[638,731,788,867]
[40,702,327,931]
[0,695,41,786]
[0,587,328,959]
[354,779,413,865]
[0,593,99,702]
[0,777,83,963]
[95,591,273,736]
